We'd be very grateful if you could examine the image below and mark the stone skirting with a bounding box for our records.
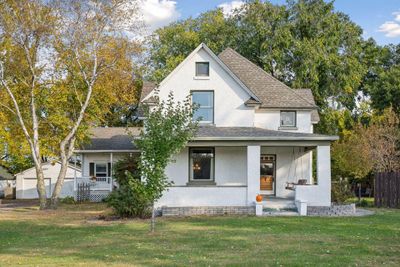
[162,206,255,217]
[307,203,356,216]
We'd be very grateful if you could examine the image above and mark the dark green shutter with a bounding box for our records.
[108,163,111,177]
[89,163,95,176]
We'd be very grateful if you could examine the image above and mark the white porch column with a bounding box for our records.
[317,145,331,206]
[247,145,260,205]
[110,152,113,191]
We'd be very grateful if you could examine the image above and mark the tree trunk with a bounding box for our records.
[150,202,155,233]
[50,159,69,208]
[34,162,47,209]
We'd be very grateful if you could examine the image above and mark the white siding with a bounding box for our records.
[254,110,313,133]
[165,146,247,186]
[157,187,247,207]
[155,48,255,127]
[81,153,126,177]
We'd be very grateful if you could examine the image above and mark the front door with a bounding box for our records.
[260,155,275,195]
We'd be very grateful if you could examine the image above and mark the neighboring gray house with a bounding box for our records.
[75,43,338,215]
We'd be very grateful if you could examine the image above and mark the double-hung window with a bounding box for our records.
[192,91,214,123]
[95,163,108,177]
[189,148,214,181]
[280,111,296,127]
[89,162,110,178]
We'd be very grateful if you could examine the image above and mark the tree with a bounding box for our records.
[361,42,400,115]
[135,92,198,231]
[332,108,400,182]
[0,0,142,208]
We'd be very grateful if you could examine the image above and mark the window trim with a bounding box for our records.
[195,61,210,77]
[188,147,215,183]
[280,110,297,128]
[191,90,214,124]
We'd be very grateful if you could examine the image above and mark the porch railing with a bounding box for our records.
[74,176,113,192]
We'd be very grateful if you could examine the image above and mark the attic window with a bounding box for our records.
[195,62,209,76]
[280,111,296,127]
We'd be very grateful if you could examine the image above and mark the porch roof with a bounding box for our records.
[77,126,338,152]
[76,127,140,153]
[194,126,338,141]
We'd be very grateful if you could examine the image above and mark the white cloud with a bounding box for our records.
[218,1,244,17]
[379,21,400,38]
[394,11,400,22]
[379,10,400,38]
[141,0,180,32]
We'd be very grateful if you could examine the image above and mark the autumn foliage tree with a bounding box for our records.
[0,0,142,208]
[332,108,400,181]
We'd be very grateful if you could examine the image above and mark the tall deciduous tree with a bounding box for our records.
[0,0,142,208]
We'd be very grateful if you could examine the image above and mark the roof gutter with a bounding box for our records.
[74,150,140,153]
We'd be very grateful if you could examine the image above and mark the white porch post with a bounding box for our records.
[317,145,331,206]
[73,154,77,192]
[110,152,113,191]
[247,145,260,205]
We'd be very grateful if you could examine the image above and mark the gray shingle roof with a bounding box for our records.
[218,48,317,109]
[194,126,337,141]
[78,127,141,151]
[140,81,157,102]
[79,126,336,151]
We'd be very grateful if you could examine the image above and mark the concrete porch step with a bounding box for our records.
[262,197,297,211]
[262,210,299,216]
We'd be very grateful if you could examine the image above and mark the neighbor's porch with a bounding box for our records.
[72,152,137,202]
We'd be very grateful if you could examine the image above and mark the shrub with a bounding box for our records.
[332,178,353,204]
[60,196,76,204]
[106,156,152,218]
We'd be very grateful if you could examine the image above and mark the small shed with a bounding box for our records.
[15,162,81,199]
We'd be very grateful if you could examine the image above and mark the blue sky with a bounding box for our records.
[142,0,400,45]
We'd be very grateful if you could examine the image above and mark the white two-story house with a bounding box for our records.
[75,43,338,215]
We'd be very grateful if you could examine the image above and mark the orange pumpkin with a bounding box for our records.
[256,194,263,202]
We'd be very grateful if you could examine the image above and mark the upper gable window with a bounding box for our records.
[280,111,296,127]
[195,62,209,77]
[192,91,214,124]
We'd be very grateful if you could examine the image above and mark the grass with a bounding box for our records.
[0,203,399,266]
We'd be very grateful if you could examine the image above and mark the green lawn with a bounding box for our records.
[0,203,399,266]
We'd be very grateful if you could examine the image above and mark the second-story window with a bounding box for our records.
[192,91,214,124]
[195,62,209,77]
[280,111,296,127]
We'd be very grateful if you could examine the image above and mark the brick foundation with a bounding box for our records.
[307,203,356,216]
[162,206,255,217]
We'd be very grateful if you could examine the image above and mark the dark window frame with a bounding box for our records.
[188,147,215,182]
[280,110,297,127]
[195,62,210,77]
[191,90,214,124]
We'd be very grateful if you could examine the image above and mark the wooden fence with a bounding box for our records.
[375,172,400,208]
